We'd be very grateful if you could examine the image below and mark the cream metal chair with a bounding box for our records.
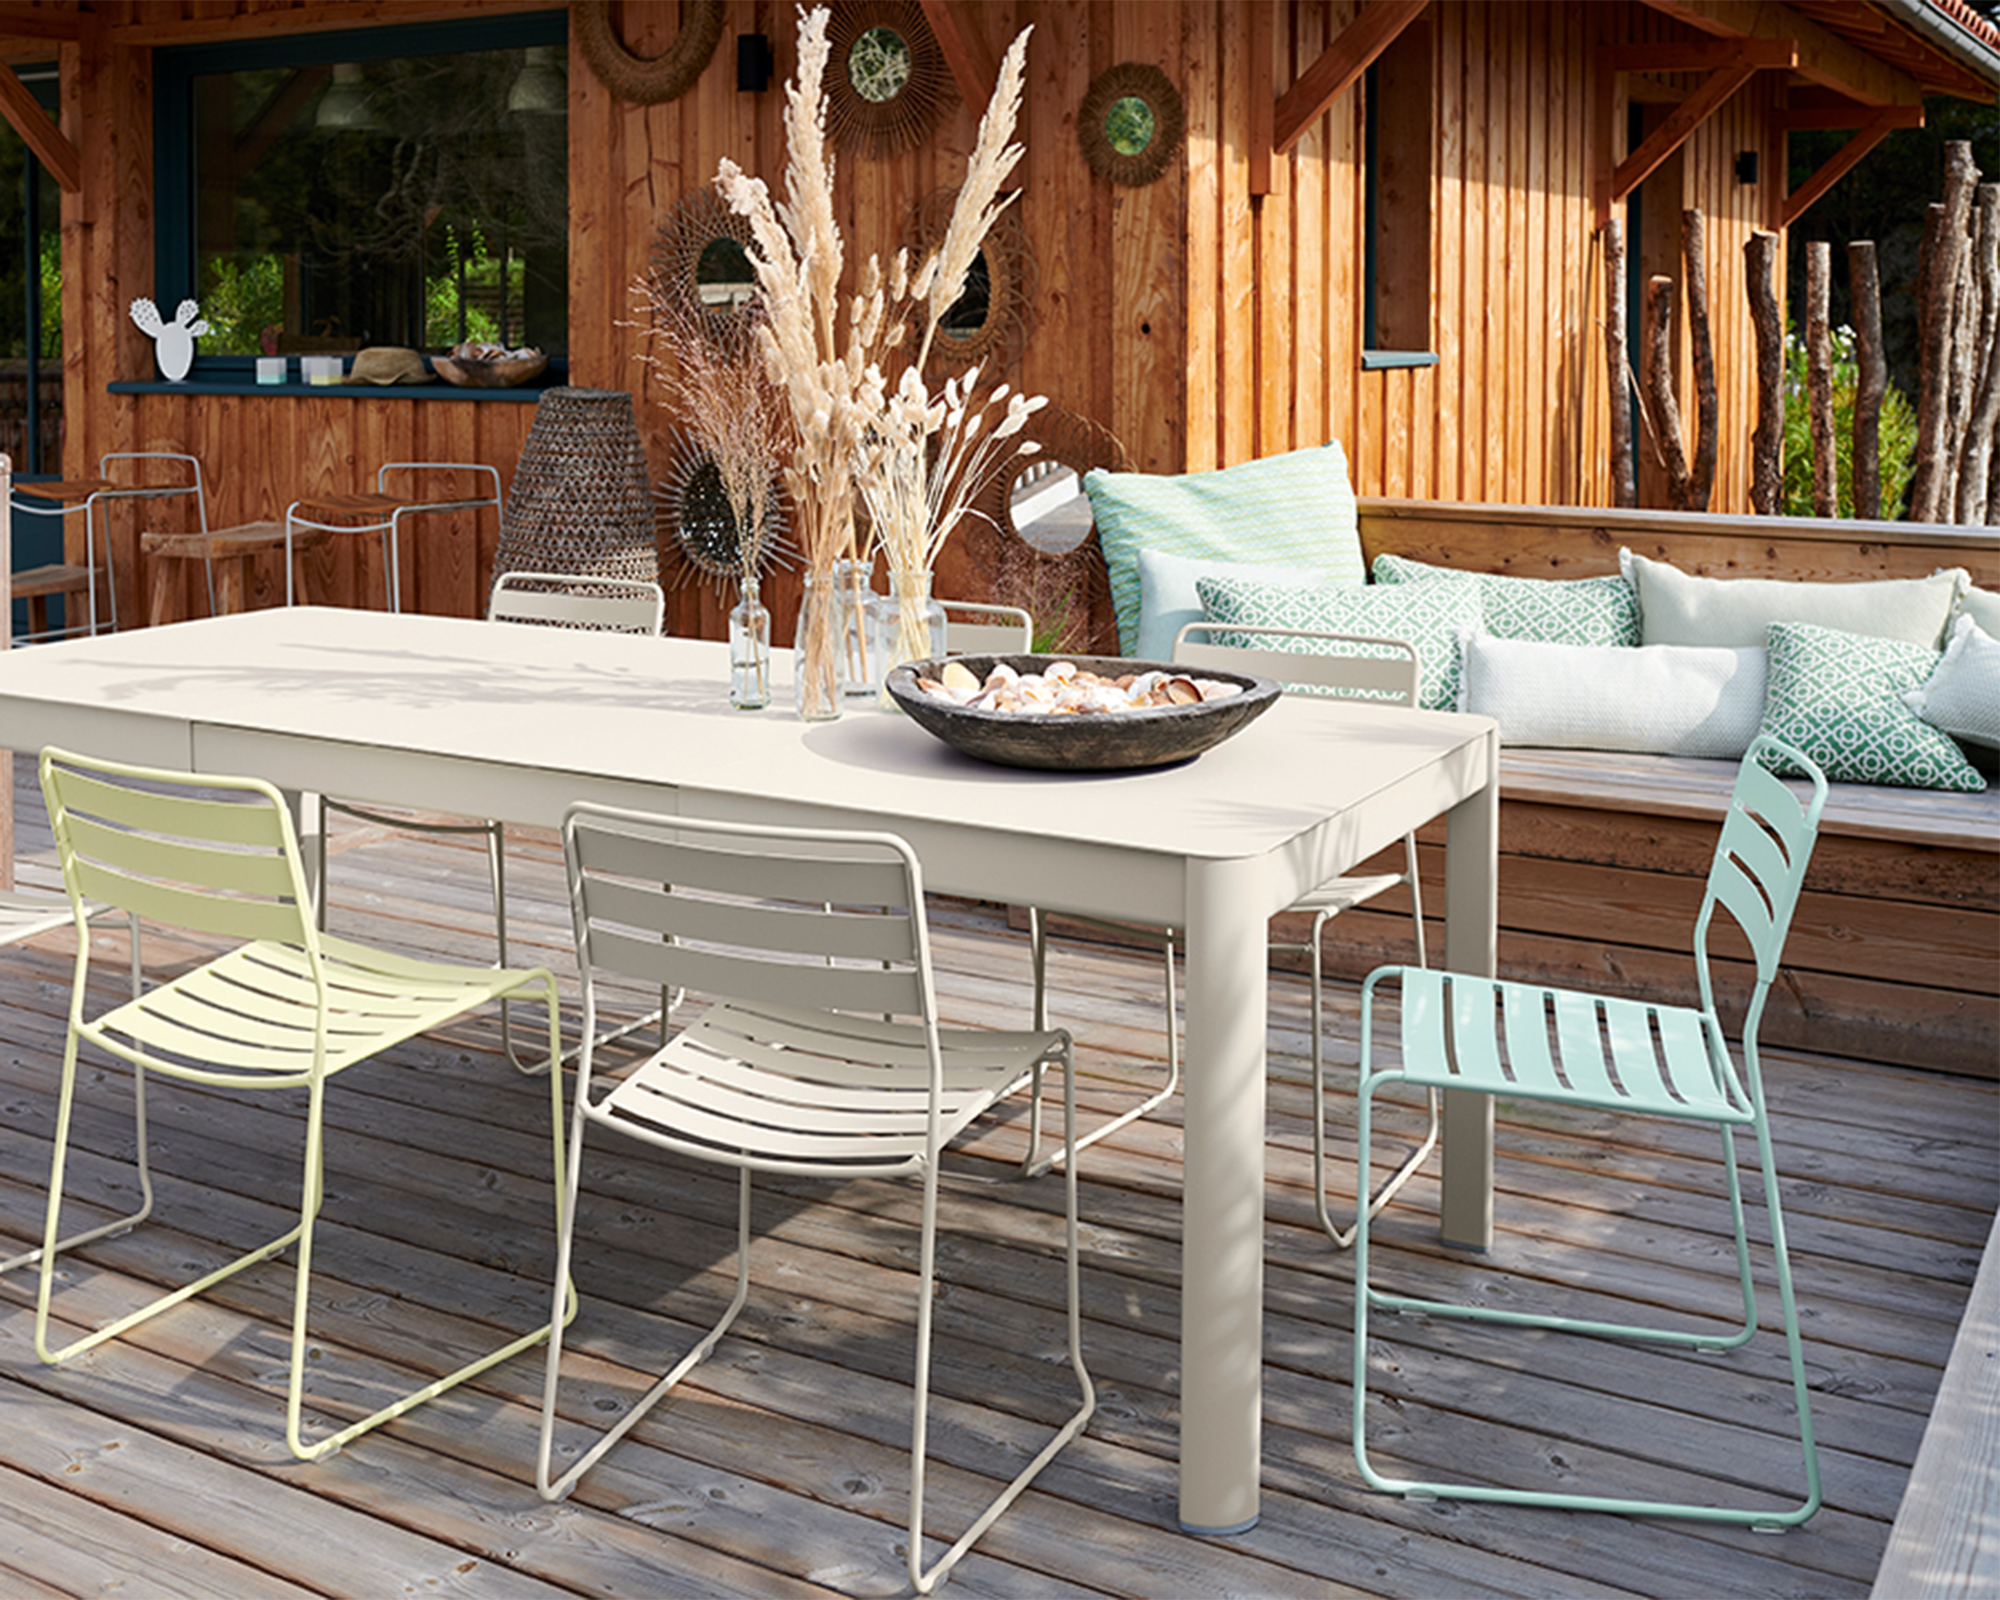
[539,804,1094,1595]
[284,460,502,612]
[314,571,667,1070]
[940,598,1033,654]
[35,746,570,1463]
[0,888,146,1275]
[1350,737,1827,1527]
[1019,624,1435,1244]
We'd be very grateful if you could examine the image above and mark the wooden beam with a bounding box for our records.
[1247,0,1274,196]
[111,0,545,46]
[1778,101,1924,133]
[1608,39,1796,73]
[0,60,74,192]
[1608,43,1786,212]
[918,0,994,113]
[1272,0,1428,158]
[1782,108,1920,228]
[1640,0,1925,108]
[0,13,83,44]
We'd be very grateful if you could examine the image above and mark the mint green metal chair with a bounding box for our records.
[1350,736,1828,1528]
[539,804,1093,1594]
[35,746,572,1462]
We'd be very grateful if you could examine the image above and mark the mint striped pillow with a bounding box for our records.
[1085,441,1365,655]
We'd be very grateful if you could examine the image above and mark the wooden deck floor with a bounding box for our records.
[1,754,1994,1599]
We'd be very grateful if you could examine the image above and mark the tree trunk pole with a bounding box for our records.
[1604,219,1636,508]
[1849,241,1887,520]
[1806,242,1837,517]
[1643,276,1692,510]
[1954,185,2000,525]
[1683,209,1717,511]
[1911,141,1978,522]
[1746,231,1784,515]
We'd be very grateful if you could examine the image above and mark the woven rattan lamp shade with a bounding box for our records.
[494,388,659,589]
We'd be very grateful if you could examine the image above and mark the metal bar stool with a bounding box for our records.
[93,452,210,628]
[10,477,109,642]
[285,462,501,612]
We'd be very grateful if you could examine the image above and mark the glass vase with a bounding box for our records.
[867,567,948,708]
[834,555,875,699]
[728,574,771,710]
[793,567,844,722]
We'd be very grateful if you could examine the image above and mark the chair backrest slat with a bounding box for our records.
[490,571,665,635]
[1698,737,1827,995]
[566,805,933,1024]
[942,601,1033,656]
[1174,623,1419,705]
[42,750,313,950]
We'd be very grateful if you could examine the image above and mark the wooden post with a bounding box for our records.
[1605,220,1636,508]
[1643,275,1693,510]
[1849,240,1887,521]
[1746,231,1784,515]
[1806,242,1836,517]
[1683,209,1716,512]
[1911,142,1978,523]
[1954,186,2000,525]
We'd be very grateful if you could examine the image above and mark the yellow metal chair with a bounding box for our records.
[35,746,571,1462]
[539,803,1093,1594]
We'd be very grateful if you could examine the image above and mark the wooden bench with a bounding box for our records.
[1334,498,1999,1077]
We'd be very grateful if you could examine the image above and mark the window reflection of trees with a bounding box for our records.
[195,45,568,355]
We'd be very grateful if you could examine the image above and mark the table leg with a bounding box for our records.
[1439,725,1501,1251]
[1178,855,1268,1535]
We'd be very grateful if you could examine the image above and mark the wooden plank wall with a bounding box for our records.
[39,1,1878,639]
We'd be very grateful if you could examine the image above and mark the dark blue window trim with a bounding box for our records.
[151,11,566,385]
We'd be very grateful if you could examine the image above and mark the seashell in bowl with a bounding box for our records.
[885,654,1281,771]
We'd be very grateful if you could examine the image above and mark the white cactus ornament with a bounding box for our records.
[131,297,211,382]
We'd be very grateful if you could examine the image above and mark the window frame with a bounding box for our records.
[151,10,568,388]
[1361,22,1440,371]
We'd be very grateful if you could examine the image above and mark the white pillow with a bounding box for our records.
[1135,546,1328,660]
[1458,632,1768,758]
[1905,614,2000,750]
[1948,574,2000,638]
[1620,548,1963,649]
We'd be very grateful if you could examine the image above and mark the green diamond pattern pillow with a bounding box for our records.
[1371,552,1640,647]
[1757,621,1985,792]
[1085,441,1366,655]
[1196,574,1481,710]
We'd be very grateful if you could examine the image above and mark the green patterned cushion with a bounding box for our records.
[1195,574,1481,710]
[1085,442,1365,655]
[1371,552,1640,646]
[1757,621,1985,792]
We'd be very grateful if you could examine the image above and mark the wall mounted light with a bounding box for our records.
[1736,151,1759,184]
[738,33,773,93]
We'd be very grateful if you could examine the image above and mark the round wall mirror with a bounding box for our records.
[1007,463,1090,555]
[1105,95,1157,158]
[848,25,913,102]
[900,188,1035,375]
[939,251,991,341]
[825,2,948,154]
[1078,62,1185,186]
[651,186,760,353]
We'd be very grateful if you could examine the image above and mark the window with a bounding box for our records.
[1362,19,1437,368]
[0,63,62,472]
[155,13,567,366]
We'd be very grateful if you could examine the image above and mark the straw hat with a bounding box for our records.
[345,347,431,385]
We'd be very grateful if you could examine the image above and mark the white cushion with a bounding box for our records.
[1950,576,2000,638]
[1135,547,1327,661]
[1458,632,1768,758]
[1084,441,1366,655]
[1905,614,2000,750]
[1620,548,1963,649]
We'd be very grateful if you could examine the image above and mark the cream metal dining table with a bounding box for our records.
[0,605,1498,1535]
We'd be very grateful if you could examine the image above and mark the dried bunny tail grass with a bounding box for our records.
[917,25,1032,370]
[781,5,841,315]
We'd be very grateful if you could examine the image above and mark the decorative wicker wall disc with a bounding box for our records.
[1078,61,1186,186]
[900,187,1036,378]
[496,387,660,588]
[575,0,724,105]
[824,1,950,156]
[651,186,761,358]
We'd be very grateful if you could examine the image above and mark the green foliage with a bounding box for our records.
[37,234,59,359]
[424,226,512,348]
[1780,320,1917,520]
[199,254,286,354]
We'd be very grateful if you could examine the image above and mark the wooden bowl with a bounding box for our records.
[432,352,549,388]
[884,654,1281,771]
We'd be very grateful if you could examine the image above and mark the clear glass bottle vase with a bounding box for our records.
[867,567,947,707]
[793,567,844,722]
[728,574,771,710]
[834,556,875,699]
